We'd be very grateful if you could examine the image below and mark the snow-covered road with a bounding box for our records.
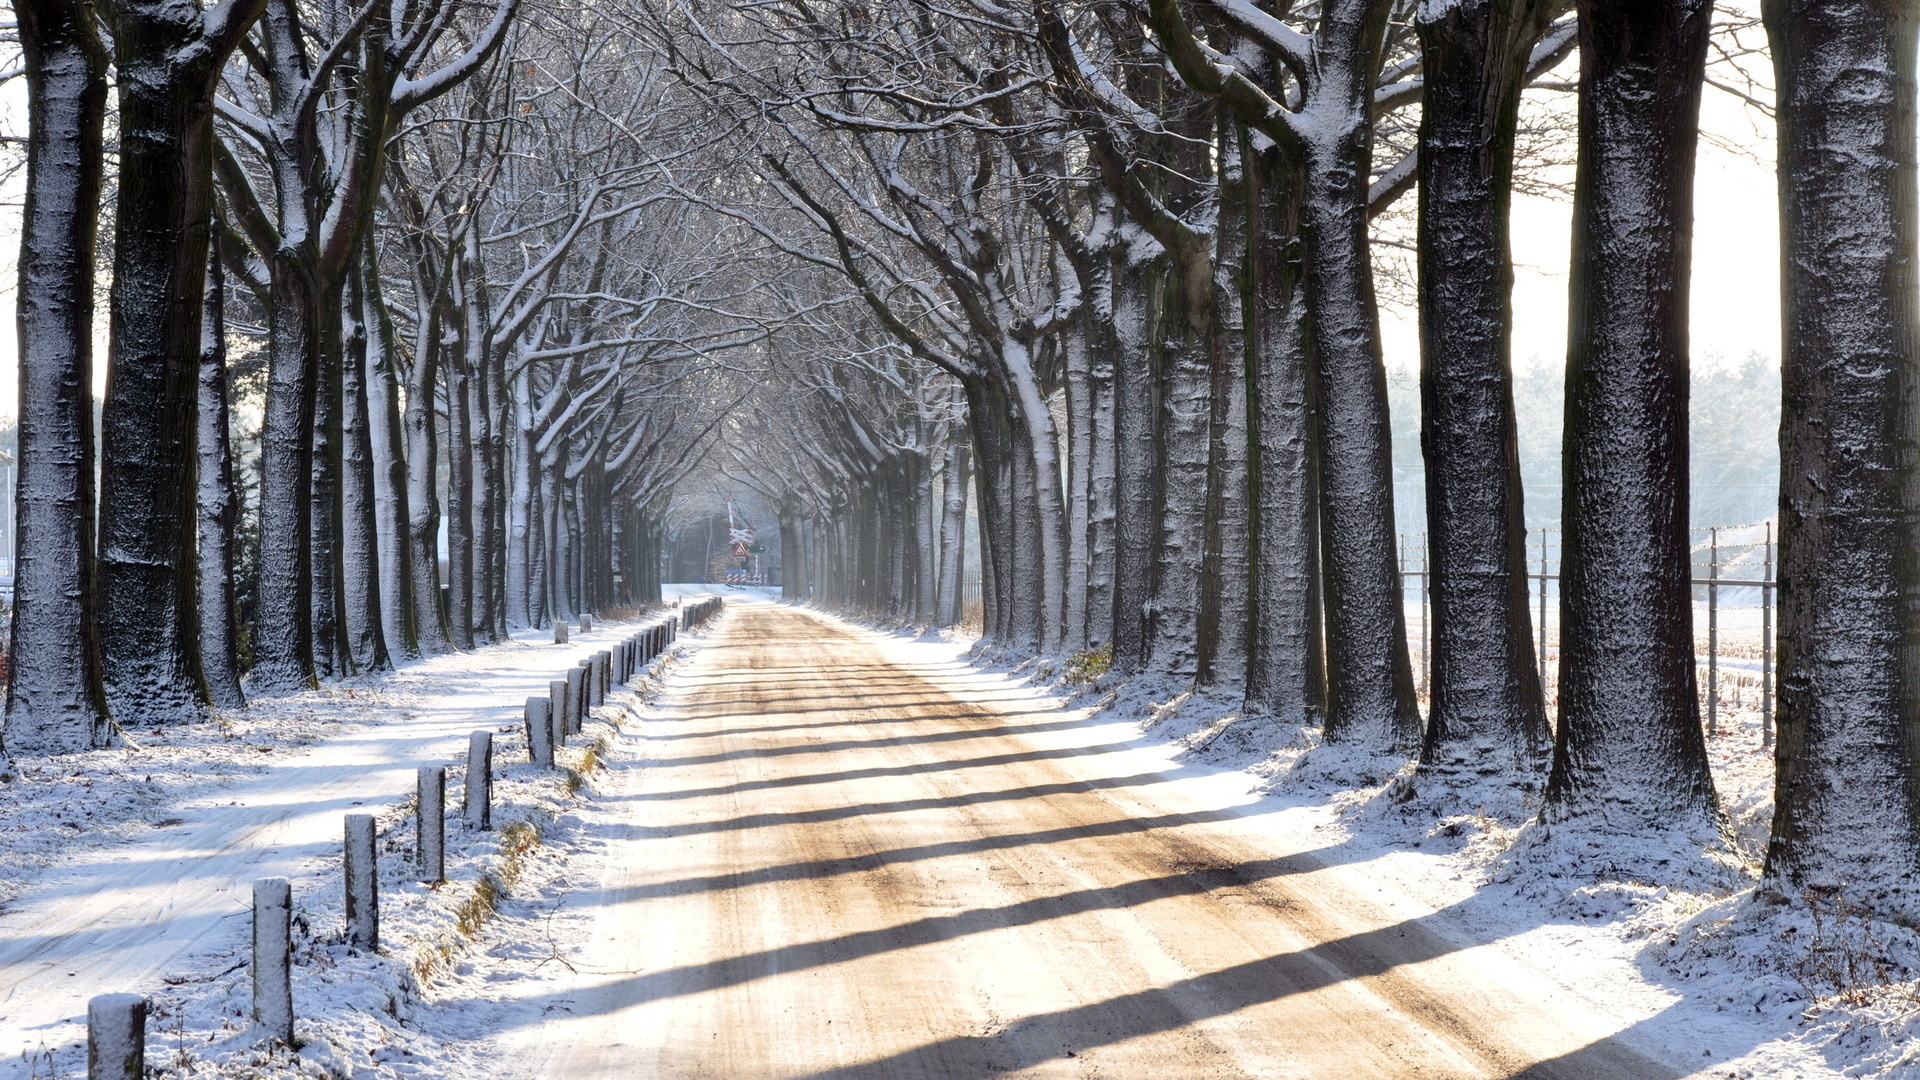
[467,601,1772,1079]
[0,620,646,1061]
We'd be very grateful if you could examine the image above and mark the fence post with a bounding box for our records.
[567,667,587,730]
[1538,529,1550,693]
[253,878,293,1043]
[87,994,146,1080]
[526,698,553,766]
[1420,533,1430,697]
[1764,521,1775,747]
[466,731,492,830]
[1709,527,1720,736]
[418,766,445,883]
[554,621,568,645]
[344,814,378,951]
[580,613,593,633]
[548,680,570,747]
[598,651,612,700]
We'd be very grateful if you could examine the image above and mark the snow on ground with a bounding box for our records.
[0,611,696,1078]
[1,590,1909,1078]
[1046,653,1915,1079]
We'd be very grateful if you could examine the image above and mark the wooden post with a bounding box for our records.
[549,680,571,747]
[1763,520,1775,748]
[567,667,586,732]
[253,878,293,1042]
[525,697,552,766]
[418,766,445,883]
[344,814,378,951]
[87,994,146,1080]
[466,731,492,830]
[1710,528,1723,731]
[596,651,612,701]
[554,622,568,645]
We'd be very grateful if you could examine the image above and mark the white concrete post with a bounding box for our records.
[526,697,553,766]
[87,994,146,1080]
[418,766,445,883]
[466,731,493,830]
[252,877,293,1043]
[554,622,569,644]
[580,613,593,632]
[344,814,378,951]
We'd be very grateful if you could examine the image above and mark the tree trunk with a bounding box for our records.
[1297,3,1422,748]
[1111,250,1163,674]
[309,286,347,677]
[1412,0,1553,789]
[1245,144,1325,726]
[340,269,388,674]
[446,352,474,650]
[361,254,417,660]
[252,263,320,691]
[1201,127,1253,690]
[4,0,111,755]
[98,6,228,722]
[1763,0,1920,914]
[197,247,246,708]
[1546,0,1718,829]
[937,429,970,626]
[404,320,453,654]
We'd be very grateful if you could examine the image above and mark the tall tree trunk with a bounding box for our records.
[1546,0,1718,829]
[937,429,970,626]
[1201,126,1253,690]
[1297,0,1422,749]
[361,253,417,660]
[252,264,321,690]
[1084,280,1120,651]
[1155,278,1213,683]
[1245,145,1325,725]
[98,3,232,722]
[197,246,246,708]
[446,353,474,649]
[309,288,348,677]
[4,0,110,755]
[404,324,453,654]
[1763,0,1920,914]
[1111,250,1163,673]
[1412,0,1554,790]
[340,270,388,673]
[1063,325,1094,652]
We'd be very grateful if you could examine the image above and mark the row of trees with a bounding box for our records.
[2,1,752,754]
[3,0,1915,922]
[642,0,1918,920]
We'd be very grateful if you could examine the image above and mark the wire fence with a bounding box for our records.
[1399,522,1777,745]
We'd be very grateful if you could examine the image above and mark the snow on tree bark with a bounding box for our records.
[1245,143,1326,726]
[4,0,111,756]
[98,0,262,723]
[1763,0,1920,916]
[340,269,390,674]
[196,246,247,710]
[1410,0,1557,794]
[1547,0,1719,831]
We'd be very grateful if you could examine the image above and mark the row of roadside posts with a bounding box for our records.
[85,597,727,1078]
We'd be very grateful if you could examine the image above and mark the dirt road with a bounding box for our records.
[500,602,1688,1079]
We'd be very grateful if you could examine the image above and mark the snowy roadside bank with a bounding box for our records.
[869,615,1907,1080]
[0,608,710,1079]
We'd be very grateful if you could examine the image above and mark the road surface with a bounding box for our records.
[496,602,1688,1079]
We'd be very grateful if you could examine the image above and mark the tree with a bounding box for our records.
[1544,0,1720,834]
[96,0,267,724]
[1763,0,1920,917]
[4,0,111,755]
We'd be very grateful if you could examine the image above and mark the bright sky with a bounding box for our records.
[1380,80,1780,377]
